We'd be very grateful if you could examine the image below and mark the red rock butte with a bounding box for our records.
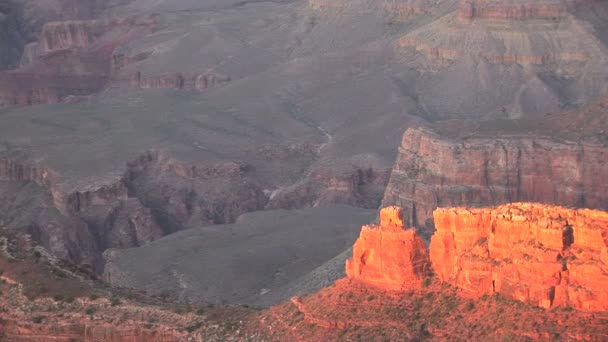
[345,206,431,291]
[347,204,608,311]
[432,203,608,311]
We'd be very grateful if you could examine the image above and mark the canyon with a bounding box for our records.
[1,0,608,339]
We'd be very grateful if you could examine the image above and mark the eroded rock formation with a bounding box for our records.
[0,150,268,270]
[431,203,608,311]
[458,0,574,21]
[398,0,603,67]
[130,71,230,92]
[382,128,608,237]
[345,206,431,291]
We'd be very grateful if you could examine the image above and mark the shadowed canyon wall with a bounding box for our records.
[382,128,608,237]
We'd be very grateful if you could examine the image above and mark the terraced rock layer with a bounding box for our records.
[382,128,608,237]
[431,203,608,311]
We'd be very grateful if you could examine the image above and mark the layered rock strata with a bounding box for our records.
[130,71,230,92]
[430,203,608,311]
[457,0,586,21]
[398,0,603,66]
[382,128,608,237]
[0,151,268,270]
[345,206,431,290]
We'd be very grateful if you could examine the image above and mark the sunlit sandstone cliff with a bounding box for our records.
[346,204,608,311]
[346,206,431,290]
[431,203,608,311]
[382,128,608,237]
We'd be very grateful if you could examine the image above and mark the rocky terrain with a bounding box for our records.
[0,233,261,342]
[243,204,608,341]
[1,0,608,338]
[0,0,606,269]
[103,205,375,307]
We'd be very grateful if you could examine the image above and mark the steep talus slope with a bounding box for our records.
[103,205,375,306]
[382,127,608,237]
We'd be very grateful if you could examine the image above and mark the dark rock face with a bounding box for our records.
[0,151,268,271]
[0,2,26,69]
[267,165,390,211]
[382,128,608,238]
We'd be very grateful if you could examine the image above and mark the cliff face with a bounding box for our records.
[382,128,608,237]
[430,203,608,311]
[0,14,155,106]
[458,0,569,21]
[0,151,268,270]
[129,72,230,92]
[267,165,390,210]
[38,20,105,53]
[0,2,26,70]
[345,207,431,291]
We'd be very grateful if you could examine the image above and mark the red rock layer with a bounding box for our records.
[1,320,181,342]
[458,0,596,21]
[430,203,608,311]
[459,0,564,21]
[381,128,608,238]
[345,206,431,291]
[129,71,230,92]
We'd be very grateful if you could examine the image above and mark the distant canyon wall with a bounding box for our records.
[382,128,608,238]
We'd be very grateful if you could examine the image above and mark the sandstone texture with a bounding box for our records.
[345,206,431,291]
[431,203,608,311]
[382,128,608,237]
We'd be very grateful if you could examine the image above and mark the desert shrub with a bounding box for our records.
[185,322,203,333]
[465,300,475,311]
[110,296,122,306]
[85,306,97,315]
[422,277,432,287]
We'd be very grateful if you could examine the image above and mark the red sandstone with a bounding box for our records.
[430,203,608,311]
[345,206,431,291]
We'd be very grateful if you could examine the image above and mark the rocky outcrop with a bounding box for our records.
[0,150,269,270]
[130,71,230,92]
[267,165,389,210]
[38,20,106,53]
[397,1,603,67]
[430,203,608,311]
[124,151,268,229]
[0,14,156,106]
[459,0,565,21]
[0,2,27,70]
[345,207,431,291]
[382,128,608,237]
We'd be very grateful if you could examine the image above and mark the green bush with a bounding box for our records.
[110,296,122,306]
